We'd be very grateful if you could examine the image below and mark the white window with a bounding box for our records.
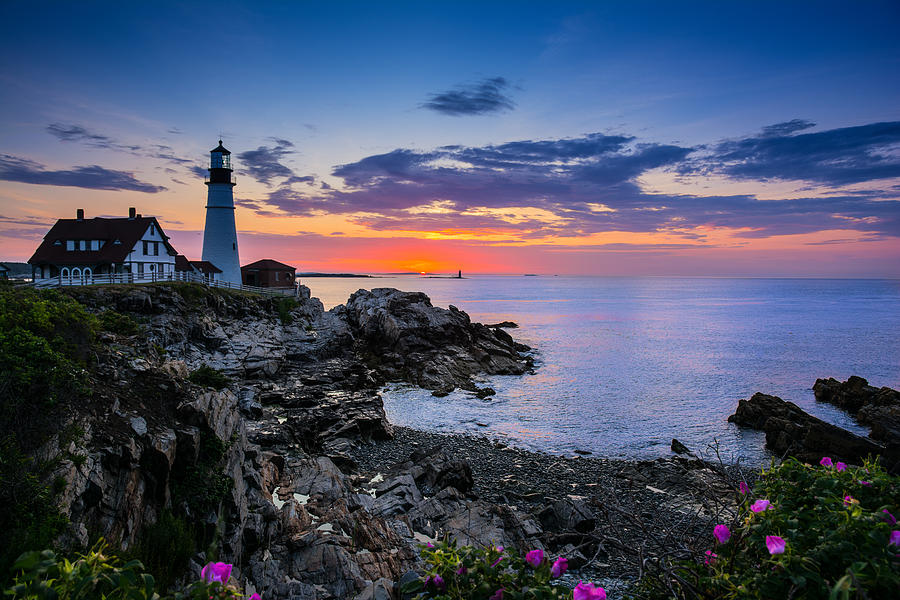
[80,240,87,251]
[67,240,75,251]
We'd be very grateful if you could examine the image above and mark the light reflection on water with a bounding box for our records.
[304,276,900,464]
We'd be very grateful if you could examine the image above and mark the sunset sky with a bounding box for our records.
[1,1,899,276]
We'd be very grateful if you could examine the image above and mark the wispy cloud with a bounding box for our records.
[0,154,166,193]
[691,121,900,185]
[237,138,299,185]
[421,76,516,116]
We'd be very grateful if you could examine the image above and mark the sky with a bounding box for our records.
[1,0,899,276]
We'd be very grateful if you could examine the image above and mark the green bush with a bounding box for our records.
[638,457,900,599]
[276,297,297,325]
[98,310,141,336]
[172,433,233,518]
[0,285,95,582]
[188,365,230,391]
[4,541,248,599]
[402,540,588,599]
[131,511,197,591]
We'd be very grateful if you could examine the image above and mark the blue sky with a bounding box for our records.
[1,1,899,275]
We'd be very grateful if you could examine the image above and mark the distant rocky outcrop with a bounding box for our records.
[728,392,899,471]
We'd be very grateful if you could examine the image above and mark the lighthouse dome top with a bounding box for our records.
[210,140,231,155]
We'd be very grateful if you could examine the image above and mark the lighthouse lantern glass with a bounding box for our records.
[211,152,231,170]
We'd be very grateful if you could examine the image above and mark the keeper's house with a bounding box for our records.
[28,207,178,284]
[241,259,296,289]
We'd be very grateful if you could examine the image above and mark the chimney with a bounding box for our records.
[128,207,136,220]
[76,208,84,221]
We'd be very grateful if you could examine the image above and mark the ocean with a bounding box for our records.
[304,276,900,464]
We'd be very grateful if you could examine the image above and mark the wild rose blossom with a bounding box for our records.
[859,480,872,486]
[551,557,568,578]
[250,595,261,600]
[433,575,445,591]
[890,531,900,547]
[843,495,857,507]
[426,542,434,548]
[883,509,897,525]
[819,456,833,467]
[489,588,504,600]
[739,481,750,494]
[456,565,467,575]
[525,549,544,568]
[573,581,607,600]
[835,461,847,471]
[750,499,771,512]
[200,562,232,584]
[713,524,730,544]
[704,550,717,565]
[766,535,786,555]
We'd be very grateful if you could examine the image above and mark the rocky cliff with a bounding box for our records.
[45,283,543,599]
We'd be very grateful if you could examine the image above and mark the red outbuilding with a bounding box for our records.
[241,259,296,289]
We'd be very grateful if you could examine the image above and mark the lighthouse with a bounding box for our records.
[201,140,241,284]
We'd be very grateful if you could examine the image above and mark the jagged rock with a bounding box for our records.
[485,321,518,329]
[729,392,898,469]
[814,376,900,415]
[354,578,395,600]
[537,497,596,533]
[406,447,474,495]
[671,438,691,455]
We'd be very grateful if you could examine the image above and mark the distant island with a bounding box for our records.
[298,272,373,278]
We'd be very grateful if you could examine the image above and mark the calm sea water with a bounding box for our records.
[304,276,900,464]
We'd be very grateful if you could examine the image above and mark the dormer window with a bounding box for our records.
[67,240,75,251]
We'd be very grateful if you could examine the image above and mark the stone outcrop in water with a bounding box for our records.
[728,392,899,471]
[813,376,900,446]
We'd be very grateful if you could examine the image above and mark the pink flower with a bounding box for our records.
[456,565,467,575]
[250,595,261,600]
[819,456,833,467]
[843,495,857,506]
[704,550,717,565]
[859,480,872,486]
[490,556,504,568]
[573,581,607,600]
[890,531,900,546]
[765,535,786,555]
[426,542,434,548]
[433,575,445,591]
[551,557,568,578]
[494,545,504,552]
[835,462,847,471]
[525,549,544,568]
[713,524,730,544]
[489,588,504,600]
[750,499,771,512]
[739,481,750,494]
[200,562,232,584]
[883,509,897,525]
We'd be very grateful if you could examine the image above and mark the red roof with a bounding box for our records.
[28,216,177,266]
[241,259,295,271]
[190,260,222,274]
[175,255,221,274]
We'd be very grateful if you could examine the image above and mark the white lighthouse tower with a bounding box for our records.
[201,140,241,284]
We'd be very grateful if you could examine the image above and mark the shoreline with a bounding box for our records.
[347,425,749,582]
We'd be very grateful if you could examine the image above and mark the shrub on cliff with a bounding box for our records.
[4,542,256,599]
[637,457,900,599]
[402,540,605,599]
[0,283,98,582]
[188,364,230,391]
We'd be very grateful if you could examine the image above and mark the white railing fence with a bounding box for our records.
[29,270,298,297]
